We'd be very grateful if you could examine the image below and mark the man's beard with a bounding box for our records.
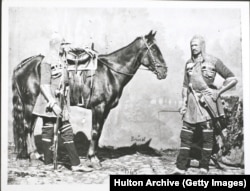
[192,50,201,56]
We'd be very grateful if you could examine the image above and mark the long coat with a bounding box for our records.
[32,60,70,121]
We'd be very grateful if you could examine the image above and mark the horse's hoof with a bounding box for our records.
[17,152,29,159]
[16,159,30,167]
[90,162,102,170]
[87,156,102,170]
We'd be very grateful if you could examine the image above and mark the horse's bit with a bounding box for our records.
[141,37,168,72]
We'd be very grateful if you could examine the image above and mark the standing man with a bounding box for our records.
[173,35,237,174]
[32,32,92,172]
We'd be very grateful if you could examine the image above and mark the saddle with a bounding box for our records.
[66,47,97,107]
[66,47,98,72]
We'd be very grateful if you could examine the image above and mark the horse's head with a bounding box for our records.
[139,31,168,79]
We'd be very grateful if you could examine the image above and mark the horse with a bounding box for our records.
[12,31,168,168]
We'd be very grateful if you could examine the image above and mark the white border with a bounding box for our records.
[2,0,10,190]
[241,4,250,174]
[2,0,249,8]
[1,1,250,191]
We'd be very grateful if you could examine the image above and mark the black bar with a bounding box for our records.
[110,175,250,191]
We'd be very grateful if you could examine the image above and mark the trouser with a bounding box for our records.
[176,120,214,171]
[41,117,80,166]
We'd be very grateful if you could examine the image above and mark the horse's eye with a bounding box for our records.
[152,48,157,54]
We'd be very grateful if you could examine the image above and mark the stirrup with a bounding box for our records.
[77,96,85,106]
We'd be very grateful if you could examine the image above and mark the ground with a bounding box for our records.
[7,141,244,185]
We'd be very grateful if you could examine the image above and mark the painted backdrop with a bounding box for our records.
[8,6,242,150]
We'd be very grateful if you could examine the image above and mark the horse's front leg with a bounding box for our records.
[87,104,109,169]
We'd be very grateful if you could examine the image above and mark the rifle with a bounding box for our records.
[53,69,67,170]
[53,89,63,170]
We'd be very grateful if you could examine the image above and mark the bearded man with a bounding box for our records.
[173,35,237,174]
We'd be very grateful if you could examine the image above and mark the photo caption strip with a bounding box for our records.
[110,175,249,191]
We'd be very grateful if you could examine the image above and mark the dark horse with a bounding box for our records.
[12,31,167,168]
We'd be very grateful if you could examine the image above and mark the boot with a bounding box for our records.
[200,168,208,175]
[64,142,81,166]
[42,141,53,165]
[71,164,93,172]
[64,142,93,172]
[170,167,186,175]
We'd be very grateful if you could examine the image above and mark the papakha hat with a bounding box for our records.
[50,32,71,46]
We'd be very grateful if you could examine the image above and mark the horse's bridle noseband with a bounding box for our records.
[141,37,168,73]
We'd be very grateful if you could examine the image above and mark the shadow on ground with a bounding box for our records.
[34,131,163,164]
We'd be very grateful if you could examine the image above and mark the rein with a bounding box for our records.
[98,59,135,76]
[97,59,152,75]
[98,37,164,76]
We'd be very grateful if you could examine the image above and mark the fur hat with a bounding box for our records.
[49,32,70,48]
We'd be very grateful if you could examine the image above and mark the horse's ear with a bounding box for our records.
[152,31,157,37]
[148,30,153,37]
[145,30,156,42]
[149,30,153,36]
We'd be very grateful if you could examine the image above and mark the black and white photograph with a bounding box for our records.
[1,0,249,190]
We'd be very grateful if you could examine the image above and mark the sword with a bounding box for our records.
[199,93,229,156]
[188,83,205,116]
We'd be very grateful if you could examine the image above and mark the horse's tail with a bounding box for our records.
[12,55,44,158]
[12,72,28,158]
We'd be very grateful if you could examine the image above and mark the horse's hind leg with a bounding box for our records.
[28,116,42,160]
[30,130,42,160]
[26,133,33,156]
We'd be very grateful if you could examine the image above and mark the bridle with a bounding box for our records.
[141,37,168,74]
[88,36,167,77]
